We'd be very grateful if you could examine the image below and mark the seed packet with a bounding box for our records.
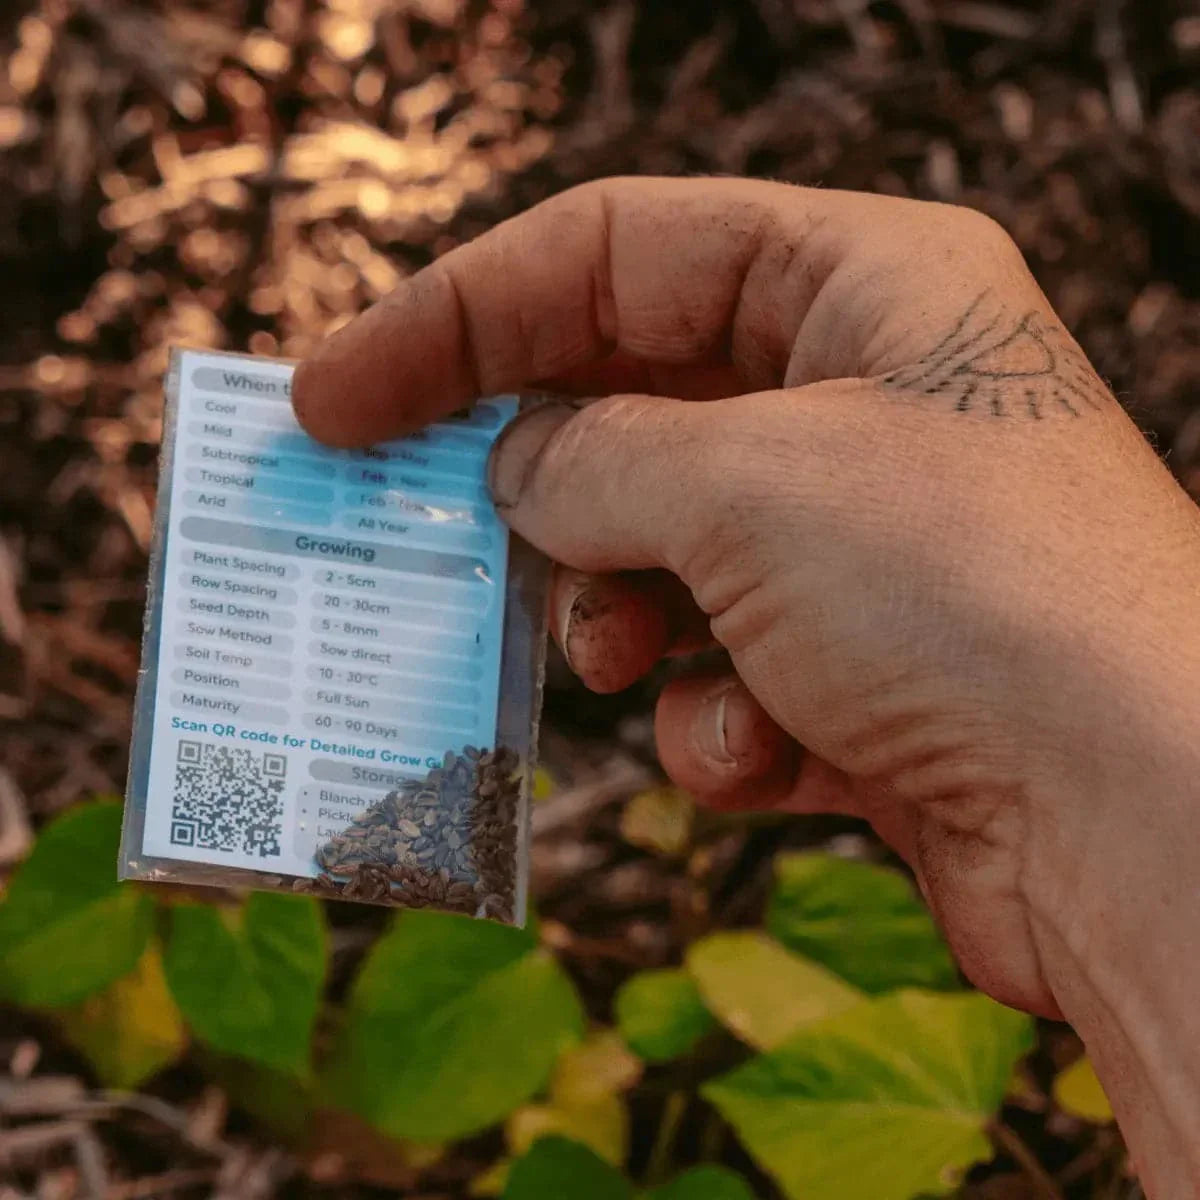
[119,349,547,925]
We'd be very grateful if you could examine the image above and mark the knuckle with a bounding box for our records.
[855,200,1027,307]
[943,205,1020,259]
[889,198,1021,268]
[538,181,600,226]
[542,176,627,223]
[560,393,685,467]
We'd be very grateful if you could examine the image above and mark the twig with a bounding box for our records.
[991,1121,1066,1200]
[531,757,651,839]
[1095,0,1143,133]
[0,537,25,653]
[73,1125,110,1200]
[644,1091,688,1187]
[0,1120,108,1199]
[538,919,662,967]
[698,1107,727,1163]
[105,1167,217,1199]
[940,2,1040,39]
[0,767,33,868]
[1056,1125,1121,1186]
[27,614,140,684]
[0,1076,87,1117]
[75,1092,235,1159]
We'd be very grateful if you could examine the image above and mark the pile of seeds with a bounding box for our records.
[293,745,521,923]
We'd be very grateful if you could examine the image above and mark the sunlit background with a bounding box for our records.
[0,2,1197,1197]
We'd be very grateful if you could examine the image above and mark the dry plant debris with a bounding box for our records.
[0,0,1195,1196]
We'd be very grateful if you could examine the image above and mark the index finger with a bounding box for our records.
[291,176,872,448]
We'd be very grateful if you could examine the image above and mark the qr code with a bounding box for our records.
[170,739,285,857]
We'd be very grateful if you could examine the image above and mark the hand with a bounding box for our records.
[293,177,1200,1195]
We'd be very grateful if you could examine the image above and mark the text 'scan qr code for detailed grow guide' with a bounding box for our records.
[120,349,547,924]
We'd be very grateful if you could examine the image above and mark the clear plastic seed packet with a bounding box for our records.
[120,349,547,925]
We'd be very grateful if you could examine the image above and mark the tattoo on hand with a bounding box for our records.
[880,291,1110,420]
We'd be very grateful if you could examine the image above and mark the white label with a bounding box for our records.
[134,350,516,877]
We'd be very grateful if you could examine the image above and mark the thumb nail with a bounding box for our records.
[487,400,579,510]
[694,682,739,767]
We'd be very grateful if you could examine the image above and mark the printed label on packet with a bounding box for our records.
[130,349,516,879]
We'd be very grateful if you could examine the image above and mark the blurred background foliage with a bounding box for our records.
[0,0,1196,1196]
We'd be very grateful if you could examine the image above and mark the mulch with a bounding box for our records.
[1,0,1195,1196]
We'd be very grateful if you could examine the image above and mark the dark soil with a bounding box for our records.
[1,0,1195,1196]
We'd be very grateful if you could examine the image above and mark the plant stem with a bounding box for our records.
[698,1107,727,1164]
[644,1091,687,1187]
[990,1121,1066,1200]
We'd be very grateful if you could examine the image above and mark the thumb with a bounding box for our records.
[488,394,737,577]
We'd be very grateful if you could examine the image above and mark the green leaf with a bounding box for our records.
[502,1137,631,1200]
[643,1166,756,1200]
[329,910,585,1142]
[508,1029,640,1165]
[551,1030,642,1104]
[0,801,154,1008]
[501,1030,639,1183]
[56,945,186,1089]
[507,1092,628,1171]
[1053,1056,1114,1123]
[201,1053,318,1142]
[619,787,693,856]
[767,853,958,994]
[615,969,716,1062]
[686,932,864,1050]
[704,989,1035,1200]
[164,891,326,1076]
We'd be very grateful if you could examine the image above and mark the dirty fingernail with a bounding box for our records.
[487,401,577,510]
[559,583,590,674]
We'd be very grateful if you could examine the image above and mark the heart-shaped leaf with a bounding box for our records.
[704,989,1035,1200]
[506,1092,628,1172]
[329,910,584,1142]
[0,800,154,1008]
[1053,1056,1114,1123]
[56,944,186,1089]
[687,931,863,1050]
[502,1137,630,1200]
[643,1166,756,1200]
[164,891,326,1076]
[505,1030,639,1168]
[619,787,693,856]
[767,853,958,993]
[615,968,715,1062]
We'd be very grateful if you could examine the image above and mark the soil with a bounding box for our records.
[1,0,1196,1196]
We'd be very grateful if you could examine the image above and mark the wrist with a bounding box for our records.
[1024,656,1200,1198]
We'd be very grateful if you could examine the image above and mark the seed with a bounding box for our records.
[308,743,523,920]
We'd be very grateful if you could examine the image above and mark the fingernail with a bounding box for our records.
[487,400,580,510]
[559,585,587,674]
[695,682,738,766]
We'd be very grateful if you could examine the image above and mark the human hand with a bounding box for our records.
[293,177,1200,1195]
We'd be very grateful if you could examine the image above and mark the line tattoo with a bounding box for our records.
[879,291,1111,420]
